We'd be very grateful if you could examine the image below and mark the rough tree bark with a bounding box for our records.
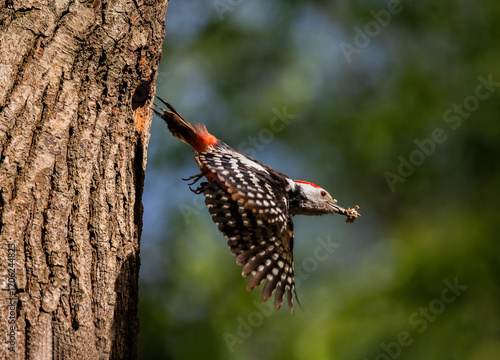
[0,0,167,359]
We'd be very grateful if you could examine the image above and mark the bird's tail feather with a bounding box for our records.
[154,97,217,153]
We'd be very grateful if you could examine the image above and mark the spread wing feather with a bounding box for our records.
[202,181,299,312]
[197,142,289,232]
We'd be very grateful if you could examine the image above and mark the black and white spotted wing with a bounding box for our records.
[202,181,299,312]
[197,142,289,232]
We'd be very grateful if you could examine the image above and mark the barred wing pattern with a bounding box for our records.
[197,142,289,232]
[202,181,299,312]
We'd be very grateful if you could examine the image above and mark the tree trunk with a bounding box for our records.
[0,1,167,359]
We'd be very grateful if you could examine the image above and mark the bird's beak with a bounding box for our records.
[328,201,361,223]
[328,201,343,214]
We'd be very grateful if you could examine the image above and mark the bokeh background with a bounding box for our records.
[138,0,500,359]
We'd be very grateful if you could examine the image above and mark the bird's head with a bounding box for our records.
[291,180,360,222]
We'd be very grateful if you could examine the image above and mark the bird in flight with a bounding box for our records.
[154,98,360,313]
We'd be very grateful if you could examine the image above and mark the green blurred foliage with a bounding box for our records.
[139,0,500,359]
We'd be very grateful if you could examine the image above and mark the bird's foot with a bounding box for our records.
[182,172,207,194]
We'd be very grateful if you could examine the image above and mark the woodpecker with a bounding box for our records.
[154,98,360,313]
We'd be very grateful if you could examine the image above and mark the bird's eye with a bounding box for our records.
[320,191,327,197]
